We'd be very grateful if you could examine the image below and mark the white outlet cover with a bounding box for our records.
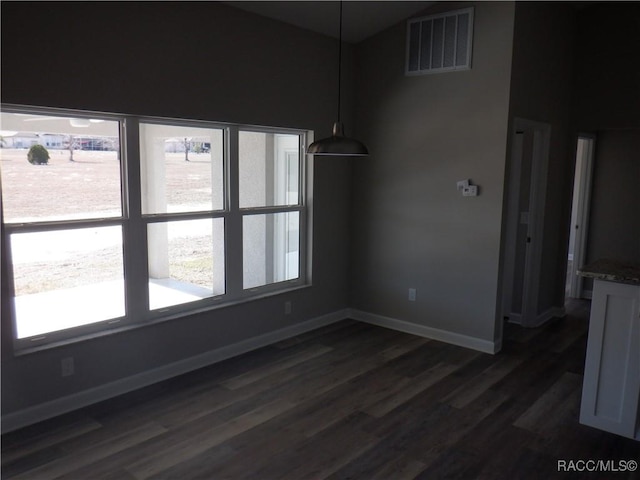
[462,185,478,196]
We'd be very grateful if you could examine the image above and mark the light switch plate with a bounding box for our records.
[457,179,470,190]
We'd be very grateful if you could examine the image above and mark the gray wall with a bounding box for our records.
[572,3,640,132]
[572,4,640,288]
[350,2,515,343]
[1,2,352,415]
[505,2,576,315]
[586,130,640,265]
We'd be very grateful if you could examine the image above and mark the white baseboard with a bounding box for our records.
[507,313,523,325]
[348,309,499,354]
[1,309,348,433]
[504,306,565,328]
[2,307,509,432]
[533,306,566,327]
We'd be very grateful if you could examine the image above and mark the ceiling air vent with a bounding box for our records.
[406,7,474,75]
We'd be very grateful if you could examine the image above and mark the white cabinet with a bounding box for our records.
[579,279,640,440]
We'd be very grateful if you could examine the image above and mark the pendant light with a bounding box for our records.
[307,1,368,156]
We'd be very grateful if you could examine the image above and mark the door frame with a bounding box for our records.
[501,118,551,327]
[566,134,596,300]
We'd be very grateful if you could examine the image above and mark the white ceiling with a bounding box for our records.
[224,1,435,43]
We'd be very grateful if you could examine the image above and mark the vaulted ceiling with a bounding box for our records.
[224,1,435,43]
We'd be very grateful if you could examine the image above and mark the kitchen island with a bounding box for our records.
[578,259,640,440]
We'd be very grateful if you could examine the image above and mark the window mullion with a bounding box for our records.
[122,118,150,320]
[225,126,243,300]
[239,205,302,216]
[300,132,310,284]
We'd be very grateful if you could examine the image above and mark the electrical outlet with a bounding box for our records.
[462,185,478,197]
[284,301,292,315]
[61,357,75,377]
[408,288,417,302]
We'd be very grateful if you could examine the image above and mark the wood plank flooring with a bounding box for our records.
[3,300,639,479]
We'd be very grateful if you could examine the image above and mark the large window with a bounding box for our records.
[0,107,309,350]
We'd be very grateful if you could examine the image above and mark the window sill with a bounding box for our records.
[14,282,312,356]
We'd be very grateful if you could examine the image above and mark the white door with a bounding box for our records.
[501,119,551,327]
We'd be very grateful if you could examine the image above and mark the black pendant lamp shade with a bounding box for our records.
[307,2,368,157]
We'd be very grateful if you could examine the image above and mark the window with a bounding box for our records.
[1,111,126,342]
[406,7,474,75]
[239,130,302,290]
[140,122,226,310]
[0,107,309,350]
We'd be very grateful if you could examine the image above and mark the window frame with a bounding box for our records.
[138,117,230,316]
[237,126,307,294]
[1,105,311,353]
[1,105,130,352]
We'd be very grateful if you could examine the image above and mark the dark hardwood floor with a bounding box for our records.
[2,300,639,479]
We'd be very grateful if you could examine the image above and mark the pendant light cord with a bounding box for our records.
[307,0,369,155]
[337,0,343,123]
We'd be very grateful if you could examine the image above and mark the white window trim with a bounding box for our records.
[1,104,312,353]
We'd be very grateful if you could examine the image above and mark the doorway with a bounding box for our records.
[501,118,551,328]
[565,135,595,300]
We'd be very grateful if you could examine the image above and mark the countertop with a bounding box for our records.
[578,258,640,285]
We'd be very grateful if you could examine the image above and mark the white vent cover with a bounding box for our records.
[406,7,474,75]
